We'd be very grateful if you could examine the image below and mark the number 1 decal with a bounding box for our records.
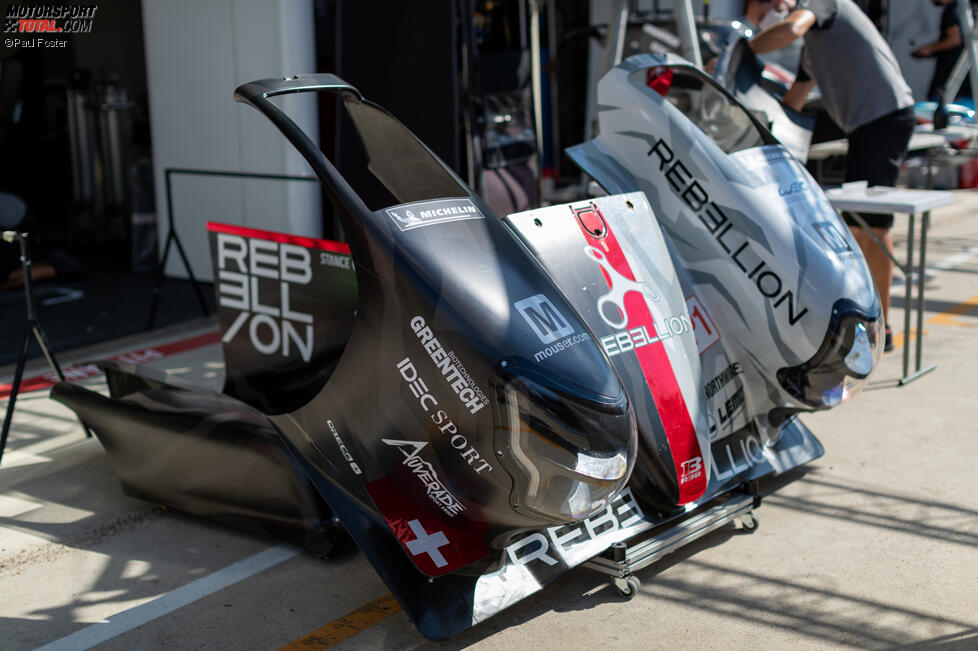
[686,295,720,353]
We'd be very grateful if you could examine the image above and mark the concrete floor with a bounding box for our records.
[2,191,977,650]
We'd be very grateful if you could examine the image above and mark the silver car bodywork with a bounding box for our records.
[568,53,881,447]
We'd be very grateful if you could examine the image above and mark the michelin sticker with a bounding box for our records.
[385,198,484,231]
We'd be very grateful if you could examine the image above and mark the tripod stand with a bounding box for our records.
[0,229,89,465]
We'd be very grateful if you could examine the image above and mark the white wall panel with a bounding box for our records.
[142,0,320,282]
[887,1,945,100]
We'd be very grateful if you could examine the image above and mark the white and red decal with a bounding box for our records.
[573,203,707,504]
[686,295,720,354]
[366,477,488,576]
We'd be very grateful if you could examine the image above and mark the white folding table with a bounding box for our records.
[824,184,954,385]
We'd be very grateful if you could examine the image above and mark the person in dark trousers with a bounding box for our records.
[913,0,971,99]
[744,0,916,351]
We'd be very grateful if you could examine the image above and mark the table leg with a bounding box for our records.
[902,212,915,382]
[916,210,929,370]
[900,209,938,385]
[837,206,937,384]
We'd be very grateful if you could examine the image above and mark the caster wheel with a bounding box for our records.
[740,513,758,533]
[615,575,641,599]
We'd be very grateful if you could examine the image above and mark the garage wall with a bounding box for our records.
[141,0,320,282]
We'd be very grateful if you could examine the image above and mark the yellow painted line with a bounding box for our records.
[891,294,978,347]
[891,329,926,349]
[278,593,402,650]
[930,313,978,327]
[928,294,978,327]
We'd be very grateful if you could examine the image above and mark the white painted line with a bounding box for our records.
[928,244,978,273]
[34,543,302,651]
[895,245,978,286]
[0,450,52,469]
[0,494,43,518]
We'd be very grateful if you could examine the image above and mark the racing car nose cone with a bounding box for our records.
[492,364,637,522]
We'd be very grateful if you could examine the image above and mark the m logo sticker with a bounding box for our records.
[515,294,574,344]
[813,221,853,255]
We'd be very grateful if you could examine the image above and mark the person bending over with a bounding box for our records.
[745,0,916,351]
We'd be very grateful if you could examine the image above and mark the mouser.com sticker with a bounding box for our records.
[813,221,856,259]
[385,198,484,231]
[514,294,592,362]
[515,294,574,344]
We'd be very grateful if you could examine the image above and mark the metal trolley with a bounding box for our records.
[584,486,761,598]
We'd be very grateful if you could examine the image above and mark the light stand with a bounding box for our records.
[0,230,90,466]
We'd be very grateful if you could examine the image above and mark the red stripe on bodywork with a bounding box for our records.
[207,222,351,254]
[0,331,221,398]
[573,204,706,504]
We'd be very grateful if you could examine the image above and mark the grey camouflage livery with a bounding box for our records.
[568,53,882,443]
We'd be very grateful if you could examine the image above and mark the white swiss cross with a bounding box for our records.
[404,519,450,568]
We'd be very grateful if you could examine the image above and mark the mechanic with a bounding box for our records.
[744,0,915,352]
[913,0,970,99]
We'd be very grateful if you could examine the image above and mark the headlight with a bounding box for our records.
[493,367,637,523]
[777,300,883,409]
